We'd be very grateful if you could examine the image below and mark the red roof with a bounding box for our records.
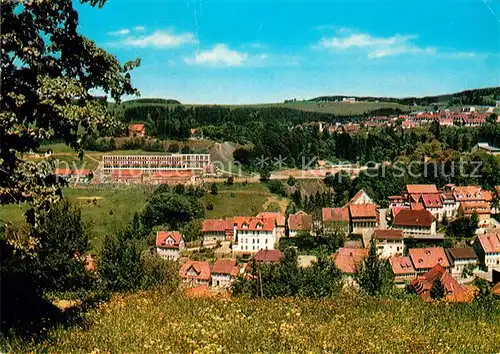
[233,216,275,232]
[453,186,493,202]
[460,201,490,215]
[408,247,450,270]
[410,264,469,302]
[256,212,286,227]
[54,168,91,176]
[129,124,145,132]
[389,255,416,275]
[373,229,404,240]
[184,285,212,298]
[332,248,368,274]
[406,184,438,195]
[202,218,233,233]
[393,209,434,227]
[152,170,192,177]
[391,206,409,217]
[410,202,424,210]
[179,261,211,281]
[349,204,378,219]
[288,211,313,231]
[111,169,143,178]
[421,194,443,208]
[253,249,283,263]
[211,259,239,277]
[322,207,349,222]
[156,231,184,249]
[476,233,500,253]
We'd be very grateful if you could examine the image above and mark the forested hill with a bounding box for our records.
[310,87,500,106]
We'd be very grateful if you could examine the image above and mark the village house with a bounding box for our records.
[232,216,277,253]
[211,259,239,289]
[111,169,143,184]
[440,192,459,218]
[410,264,470,302]
[322,207,350,232]
[346,189,375,205]
[349,204,379,235]
[474,233,500,272]
[156,231,185,261]
[420,194,444,221]
[372,229,405,258]
[128,123,146,137]
[408,247,450,274]
[287,211,313,237]
[406,184,439,203]
[458,202,491,225]
[445,247,478,280]
[472,142,500,155]
[202,218,234,243]
[388,195,406,209]
[179,260,211,287]
[332,248,368,284]
[393,209,438,239]
[389,254,417,286]
[256,212,286,239]
[189,128,203,140]
[54,168,92,183]
[244,249,284,273]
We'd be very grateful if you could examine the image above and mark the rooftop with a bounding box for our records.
[393,209,434,227]
[408,247,450,270]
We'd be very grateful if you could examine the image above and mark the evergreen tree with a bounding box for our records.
[430,277,445,300]
[354,238,393,296]
[210,183,218,195]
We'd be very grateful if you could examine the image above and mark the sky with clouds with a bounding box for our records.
[76,0,500,104]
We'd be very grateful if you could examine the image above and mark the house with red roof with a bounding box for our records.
[211,259,239,289]
[346,189,375,206]
[389,254,416,285]
[232,216,278,254]
[373,229,404,258]
[474,233,500,272]
[458,202,491,225]
[156,231,185,261]
[349,204,379,235]
[128,123,146,137]
[410,264,470,302]
[256,212,286,238]
[179,260,211,287]
[202,218,234,243]
[111,169,143,184]
[393,209,438,239]
[408,247,450,274]
[244,249,284,273]
[54,168,92,183]
[287,211,313,237]
[420,194,444,221]
[388,195,406,209]
[440,192,459,219]
[332,248,368,285]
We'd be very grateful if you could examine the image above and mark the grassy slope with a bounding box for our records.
[0,186,154,250]
[203,182,283,218]
[15,290,500,353]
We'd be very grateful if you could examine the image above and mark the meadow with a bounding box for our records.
[203,182,287,218]
[0,186,154,250]
[9,289,500,353]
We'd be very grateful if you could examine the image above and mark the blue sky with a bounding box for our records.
[76,0,500,104]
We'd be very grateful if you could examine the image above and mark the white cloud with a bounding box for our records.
[120,30,198,48]
[184,44,248,66]
[134,26,146,32]
[108,28,130,36]
[319,30,436,59]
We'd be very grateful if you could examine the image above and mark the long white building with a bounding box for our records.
[102,154,211,173]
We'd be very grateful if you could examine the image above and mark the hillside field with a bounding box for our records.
[8,289,500,353]
[0,186,154,250]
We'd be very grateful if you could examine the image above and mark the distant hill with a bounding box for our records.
[309,87,500,106]
[124,98,182,105]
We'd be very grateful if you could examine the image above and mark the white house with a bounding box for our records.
[211,259,239,289]
[372,229,405,258]
[156,231,185,261]
[445,248,478,280]
[393,209,438,239]
[474,233,500,272]
[232,216,277,253]
[440,192,459,219]
[420,194,444,221]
